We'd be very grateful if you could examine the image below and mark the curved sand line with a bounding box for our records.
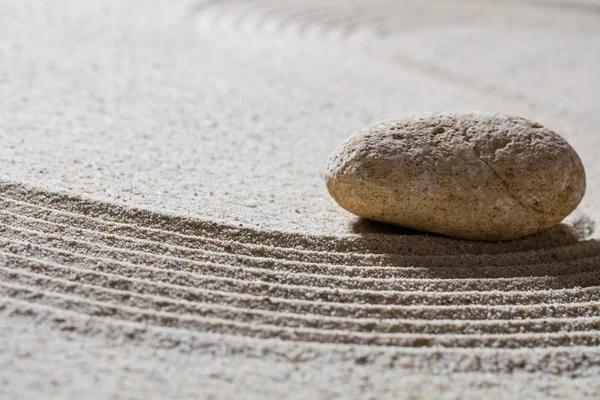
[1,181,599,359]
[194,0,600,38]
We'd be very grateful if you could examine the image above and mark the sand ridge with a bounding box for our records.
[1,0,600,398]
[1,181,599,350]
[2,180,600,395]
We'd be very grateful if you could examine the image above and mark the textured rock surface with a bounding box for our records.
[326,113,586,240]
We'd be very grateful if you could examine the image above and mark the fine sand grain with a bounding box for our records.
[1,0,600,398]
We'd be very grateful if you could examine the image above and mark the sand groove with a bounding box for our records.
[0,197,597,266]
[194,0,600,39]
[2,281,600,348]
[1,235,600,293]
[0,181,599,350]
[2,269,600,335]
[192,0,479,38]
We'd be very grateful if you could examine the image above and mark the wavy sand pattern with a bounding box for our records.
[1,181,599,348]
[1,0,600,398]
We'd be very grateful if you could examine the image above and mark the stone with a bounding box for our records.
[325,113,586,240]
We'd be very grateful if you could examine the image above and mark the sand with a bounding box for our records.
[1,0,600,398]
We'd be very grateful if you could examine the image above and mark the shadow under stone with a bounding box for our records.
[346,216,595,256]
[350,216,588,244]
[345,216,600,287]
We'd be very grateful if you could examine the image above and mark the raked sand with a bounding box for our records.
[1,0,600,398]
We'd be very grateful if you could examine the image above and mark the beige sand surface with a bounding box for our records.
[1,0,600,398]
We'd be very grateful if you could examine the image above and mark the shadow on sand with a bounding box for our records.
[346,216,600,288]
